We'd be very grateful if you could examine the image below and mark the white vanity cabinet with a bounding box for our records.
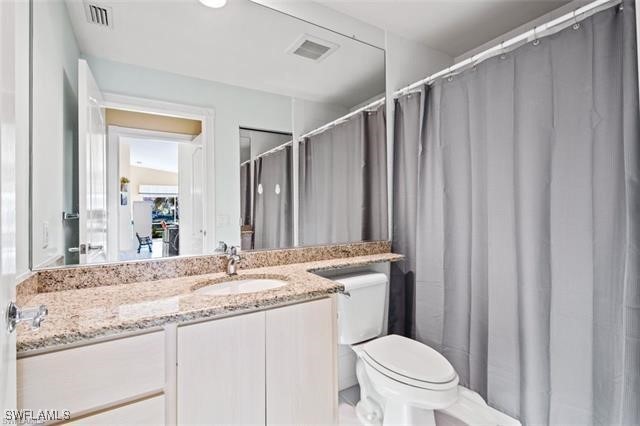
[176,297,338,425]
[17,297,337,425]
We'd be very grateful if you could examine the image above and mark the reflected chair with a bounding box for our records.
[136,233,153,253]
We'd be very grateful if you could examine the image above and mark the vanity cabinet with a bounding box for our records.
[17,297,337,425]
[176,297,337,425]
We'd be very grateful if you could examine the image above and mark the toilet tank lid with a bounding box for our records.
[332,272,388,291]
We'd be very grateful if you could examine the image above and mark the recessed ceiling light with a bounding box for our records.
[199,0,227,8]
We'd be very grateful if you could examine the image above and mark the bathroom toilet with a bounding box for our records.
[335,272,521,426]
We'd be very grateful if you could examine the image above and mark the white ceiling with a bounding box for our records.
[313,0,573,57]
[126,138,179,173]
[63,0,385,107]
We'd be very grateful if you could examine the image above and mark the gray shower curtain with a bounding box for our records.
[253,146,292,249]
[299,104,388,246]
[392,3,639,424]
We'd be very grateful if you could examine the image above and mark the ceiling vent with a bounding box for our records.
[84,2,113,28]
[287,35,338,62]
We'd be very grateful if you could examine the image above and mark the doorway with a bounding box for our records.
[108,119,204,262]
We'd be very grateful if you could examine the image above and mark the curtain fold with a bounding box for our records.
[299,104,388,246]
[253,146,292,249]
[392,3,640,424]
[240,162,251,226]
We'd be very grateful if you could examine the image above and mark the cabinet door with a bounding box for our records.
[266,298,337,425]
[177,312,265,425]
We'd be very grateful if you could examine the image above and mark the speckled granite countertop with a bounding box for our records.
[17,253,402,354]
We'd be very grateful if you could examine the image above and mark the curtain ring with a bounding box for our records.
[532,26,540,46]
[572,11,580,30]
[499,41,507,59]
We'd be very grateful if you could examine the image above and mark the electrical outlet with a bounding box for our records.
[42,221,49,249]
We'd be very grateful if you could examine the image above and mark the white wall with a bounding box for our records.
[31,0,80,268]
[117,141,132,252]
[86,56,293,248]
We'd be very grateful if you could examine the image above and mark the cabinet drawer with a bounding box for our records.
[18,332,165,415]
[66,395,165,425]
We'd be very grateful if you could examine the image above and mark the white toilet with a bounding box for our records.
[335,272,521,426]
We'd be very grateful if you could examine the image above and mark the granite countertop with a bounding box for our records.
[17,252,402,354]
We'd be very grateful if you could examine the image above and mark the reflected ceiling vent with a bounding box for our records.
[287,34,338,62]
[84,2,113,28]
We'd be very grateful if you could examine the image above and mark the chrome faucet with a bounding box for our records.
[215,241,228,253]
[6,302,48,333]
[226,246,241,276]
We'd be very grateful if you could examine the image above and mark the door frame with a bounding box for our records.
[106,125,198,262]
[101,93,215,253]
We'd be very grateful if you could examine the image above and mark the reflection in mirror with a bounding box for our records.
[239,129,293,251]
[299,103,388,247]
[30,0,385,269]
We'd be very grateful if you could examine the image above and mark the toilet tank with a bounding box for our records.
[334,272,388,345]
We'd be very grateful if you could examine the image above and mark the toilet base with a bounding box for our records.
[355,385,521,426]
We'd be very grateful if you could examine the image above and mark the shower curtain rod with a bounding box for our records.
[296,0,617,141]
[254,140,293,160]
[394,0,620,96]
[298,97,386,140]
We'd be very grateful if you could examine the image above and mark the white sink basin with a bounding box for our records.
[194,278,287,296]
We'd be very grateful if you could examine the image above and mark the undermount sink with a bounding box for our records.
[193,277,288,296]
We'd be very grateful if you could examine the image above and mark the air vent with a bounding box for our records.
[287,34,338,62]
[84,2,113,28]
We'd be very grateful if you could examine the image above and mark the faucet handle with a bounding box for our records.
[228,246,238,256]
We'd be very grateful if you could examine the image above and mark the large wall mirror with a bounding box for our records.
[30,0,385,269]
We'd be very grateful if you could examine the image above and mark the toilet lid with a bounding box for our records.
[362,335,457,384]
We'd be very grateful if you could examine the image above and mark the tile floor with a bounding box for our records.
[339,385,362,425]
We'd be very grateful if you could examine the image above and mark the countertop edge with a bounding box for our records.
[17,254,404,355]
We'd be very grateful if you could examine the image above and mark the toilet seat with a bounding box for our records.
[360,335,458,391]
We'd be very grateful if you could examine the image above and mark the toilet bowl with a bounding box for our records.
[334,272,521,426]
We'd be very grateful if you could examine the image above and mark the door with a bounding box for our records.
[78,59,107,264]
[190,142,204,253]
[177,137,204,255]
[177,312,265,424]
[0,0,21,413]
[266,298,338,425]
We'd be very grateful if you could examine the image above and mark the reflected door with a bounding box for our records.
[78,59,108,264]
[177,136,204,255]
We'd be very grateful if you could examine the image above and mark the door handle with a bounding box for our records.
[6,302,48,333]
